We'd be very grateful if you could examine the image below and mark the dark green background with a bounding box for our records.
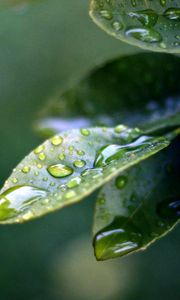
[0,1,179,299]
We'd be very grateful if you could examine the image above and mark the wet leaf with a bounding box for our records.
[0,126,169,224]
[35,53,180,137]
[93,136,180,260]
[90,0,180,53]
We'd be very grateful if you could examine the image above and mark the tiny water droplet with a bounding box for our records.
[73,160,86,168]
[65,190,76,199]
[34,145,44,154]
[22,166,31,173]
[77,150,85,156]
[112,21,123,31]
[114,124,128,134]
[58,153,65,161]
[51,135,63,146]
[115,175,127,189]
[94,216,142,260]
[47,164,73,178]
[12,178,18,184]
[38,152,46,161]
[67,177,82,188]
[80,128,90,136]
[100,9,113,20]
[36,163,43,169]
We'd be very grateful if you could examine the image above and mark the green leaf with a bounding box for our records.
[93,136,180,261]
[35,53,180,137]
[0,126,169,224]
[90,0,180,53]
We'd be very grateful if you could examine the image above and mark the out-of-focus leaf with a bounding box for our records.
[0,0,40,9]
[93,136,180,261]
[90,0,180,53]
[35,53,180,137]
[0,126,169,224]
[143,112,180,134]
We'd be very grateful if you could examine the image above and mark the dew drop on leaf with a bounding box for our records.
[94,216,142,260]
[67,177,82,188]
[125,27,162,43]
[80,128,90,136]
[22,166,31,173]
[73,160,86,168]
[47,164,73,178]
[51,135,63,146]
[0,186,47,221]
[115,175,127,190]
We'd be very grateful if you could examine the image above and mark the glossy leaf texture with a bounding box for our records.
[35,53,180,137]
[90,0,180,53]
[0,126,169,224]
[93,136,180,261]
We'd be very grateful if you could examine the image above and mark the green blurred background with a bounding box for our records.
[0,1,179,299]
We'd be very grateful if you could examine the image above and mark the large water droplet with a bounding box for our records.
[100,9,113,20]
[0,185,47,221]
[47,164,73,178]
[125,27,162,43]
[94,217,142,260]
[164,8,180,20]
[128,9,158,27]
[94,136,151,168]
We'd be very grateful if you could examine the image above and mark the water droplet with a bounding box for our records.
[160,0,166,7]
[114,124,128,134]
[73,160,86,168]
[125,27,162,43]
[34,145,44,154]
[164,8,180,20]
[115,175,127,189]
[22,166,31,173]
[112,21,123,31]
[157,198,180,220]
[36,163,43,169]
[38,152,46,161]
[77,150,85,156]
[67,177,82,188]
[58,153,65,161]
[100,9,113,20]
[0,185,47,221]
[81,168,103,178]
[12,178,18,184]
[34,171,39,176]
[80,128,90,136]
[94,216,142,260]
[131,0,137,7]
[94,136,151,167]
[65,190,76,199]
[47,164,73,178]
[128,9,158,27]
[51,135,63,146]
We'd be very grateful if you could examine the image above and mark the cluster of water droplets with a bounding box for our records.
[92,0,180,52]
[0,124,170,223]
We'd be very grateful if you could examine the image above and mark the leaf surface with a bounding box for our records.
[0,126,169,223]
[93,136,180,260]
[35,53,180,137]
[90,0,180,53]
